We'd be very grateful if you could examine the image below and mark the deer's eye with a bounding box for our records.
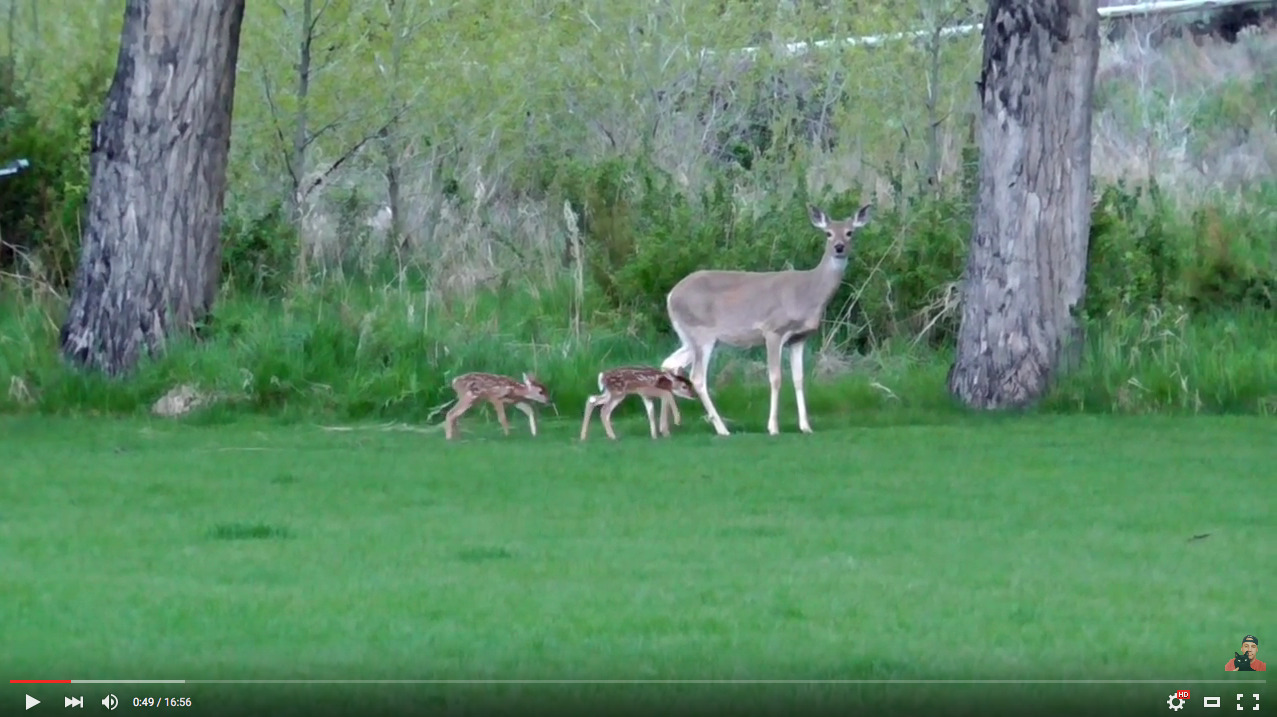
[826,231,835,239]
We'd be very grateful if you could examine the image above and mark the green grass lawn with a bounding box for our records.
[1,411,1271,716]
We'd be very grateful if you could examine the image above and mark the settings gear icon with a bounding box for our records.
[1167,693,1186,711]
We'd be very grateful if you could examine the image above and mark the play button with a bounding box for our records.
[25,695,40,710]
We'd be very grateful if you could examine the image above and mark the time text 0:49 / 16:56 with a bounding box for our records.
[132,697,193,708]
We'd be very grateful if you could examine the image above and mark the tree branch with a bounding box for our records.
[257,68,298,187]
[311,0,335,35]
[300,104,413,200]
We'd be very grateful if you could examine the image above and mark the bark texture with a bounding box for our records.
[59,0,246,376]
[947,0,1100,409]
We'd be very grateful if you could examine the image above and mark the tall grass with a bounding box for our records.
[3,277,1273,424]
[1045,306,1277,415]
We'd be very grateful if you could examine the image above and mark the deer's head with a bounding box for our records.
[662,369,698,400]
[809,203,872,264]
[521,373,553,405]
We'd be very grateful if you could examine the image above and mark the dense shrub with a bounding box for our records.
[1085,180,1276,318]
[4,82,1273,348]
[551,156,1274,350]
[0,57,109,286]
[220,200,298,298]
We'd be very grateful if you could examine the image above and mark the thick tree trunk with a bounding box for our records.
[59,0,246,376]
[947,0,1099,409]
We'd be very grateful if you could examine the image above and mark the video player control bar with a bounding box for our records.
[11,680,186,684]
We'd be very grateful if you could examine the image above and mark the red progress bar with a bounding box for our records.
[10,680,72,683]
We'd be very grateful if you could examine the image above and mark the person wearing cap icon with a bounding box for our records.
[1225,635,1265,671]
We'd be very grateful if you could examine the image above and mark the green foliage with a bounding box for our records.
[1049,306,1276,414]
[2,0,1275,425]
[0,56,111,285]
[2,268,1274,421]
[1085,180,1276,317]
[551,155,973,346]
[1188,71,1277,137]
[553,157,1276,356]
[220,200,297,298]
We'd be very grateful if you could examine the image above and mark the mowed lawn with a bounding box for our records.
[1,411,1271,715]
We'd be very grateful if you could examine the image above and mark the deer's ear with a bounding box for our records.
[808,204,828,229]
[522,372,532,385]
[853,203,873,227]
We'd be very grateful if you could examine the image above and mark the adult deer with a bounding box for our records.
[661,203,872,436]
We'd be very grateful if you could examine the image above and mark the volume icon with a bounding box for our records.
[100,695,118,711]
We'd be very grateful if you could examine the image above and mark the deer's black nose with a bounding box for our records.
[834,243,846,253]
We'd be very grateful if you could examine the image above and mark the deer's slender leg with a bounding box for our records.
[513,401,537,436]
[639,395,659,439]
[491,399,511,436]
[580,395,602,441]
[789,340,812,434]
[691,342,730,436]
[765,334,785,435]
[444,394,477,440]
[600,396,623,440]
[661,343,694,373]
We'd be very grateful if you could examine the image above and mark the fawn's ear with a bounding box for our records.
[808,204,829,230]
[852,203,873,227]
[522,372,535,386]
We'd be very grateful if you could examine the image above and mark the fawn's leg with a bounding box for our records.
[657,395,671,436]
[764,334,785,435]
[640,396,659,439]
[600,396,623,440]
[444,394,477,440]
[490,399,512,436]
[789,340,812,434]
[659,393,680,434]
[513,401,537,436]
[580,396,601,441]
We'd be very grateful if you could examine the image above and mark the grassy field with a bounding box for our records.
[2,410,1271,715]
